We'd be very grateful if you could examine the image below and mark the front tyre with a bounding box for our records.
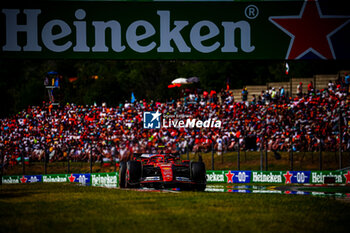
[125,160,142,188]
[119,161,127,188]
[191,162,206,191]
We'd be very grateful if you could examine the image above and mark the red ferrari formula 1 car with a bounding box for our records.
[119,153,206,191]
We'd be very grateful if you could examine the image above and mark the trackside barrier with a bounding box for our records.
[206,170,350,184]
[1,172,119,187]
[2,170,350,185]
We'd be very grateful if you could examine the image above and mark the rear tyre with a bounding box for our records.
[119,161,126,188]
[125,160,142,188]
[191,162,206,191]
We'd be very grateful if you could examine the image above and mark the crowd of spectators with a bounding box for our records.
[1,79,350,167]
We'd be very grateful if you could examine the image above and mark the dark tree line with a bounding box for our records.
[0,59,349,117]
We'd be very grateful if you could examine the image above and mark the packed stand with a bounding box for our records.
[1,80,350,167]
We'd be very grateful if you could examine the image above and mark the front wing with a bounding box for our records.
[140,165,203,189]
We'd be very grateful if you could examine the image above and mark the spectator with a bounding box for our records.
[260,91,265,105]
[307,81,314,94]
[297,82,303,97]
[215,135,223,155]
[251,94,256,105]
[0,85,349,168]
[118,142,132,162]
[345,73,350,94]
[279,86,286,102]
[264,90,271,105]
[328,80,335,91]
[271,87,277,103]
[242,88,248,102]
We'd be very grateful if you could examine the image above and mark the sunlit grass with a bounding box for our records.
[1,183,350,233]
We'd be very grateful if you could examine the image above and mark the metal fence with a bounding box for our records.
[2,143,349,182]
[186,142,350,171]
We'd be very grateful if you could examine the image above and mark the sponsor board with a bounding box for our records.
[2,175,43,184]
[1,1,349,60]
[205,170,350,184]
[2,175,21,184]
[43,174,68,183]
[225,170,251,183]
[23,175,42,183]
[252,171,283,183]
[91,173,118,188]
[12,175,43,183]
[2,170,349,185]
[311,171,345,184]
[68,173,91,185]
[343,170,350,184]
[283,171,311,184]
[206,170,226,183]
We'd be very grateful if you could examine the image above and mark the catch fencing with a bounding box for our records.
[1,146,350,182]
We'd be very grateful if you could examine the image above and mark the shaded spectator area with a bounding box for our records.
[224,70,349,103]
[1,70,350,173]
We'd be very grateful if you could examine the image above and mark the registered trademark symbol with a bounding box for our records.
[245,5,259,19]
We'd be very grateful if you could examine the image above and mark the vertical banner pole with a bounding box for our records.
[44,150,47,175]
[290,135,293,171]
[22,150,25,175]
[319,142,322,171]
[187,144,189,161]
[90,145,93,174]
[67,147,70,174]
[265,137,268,171]
[0,150,3,185]
[211,142,214,170]
[260,138,263,171]
[339,108,342,170]
[237,141,240,170]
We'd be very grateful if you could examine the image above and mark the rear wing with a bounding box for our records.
[133,153,180,160]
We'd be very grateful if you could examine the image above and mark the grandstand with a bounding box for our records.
[1,68,349,171]
[229,70,349,102]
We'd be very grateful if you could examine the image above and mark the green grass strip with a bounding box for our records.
[1,183,350,233]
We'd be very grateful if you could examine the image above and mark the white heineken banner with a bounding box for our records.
[1,1,350,60]
[91,172,118,187]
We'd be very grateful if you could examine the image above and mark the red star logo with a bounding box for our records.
[270,0,350,59]
[284,171,293,184]
[225,171,234,183]
[20,176,27,183]
[343,170,350,184]
[68,174,76,183]
[285,191,292,194]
